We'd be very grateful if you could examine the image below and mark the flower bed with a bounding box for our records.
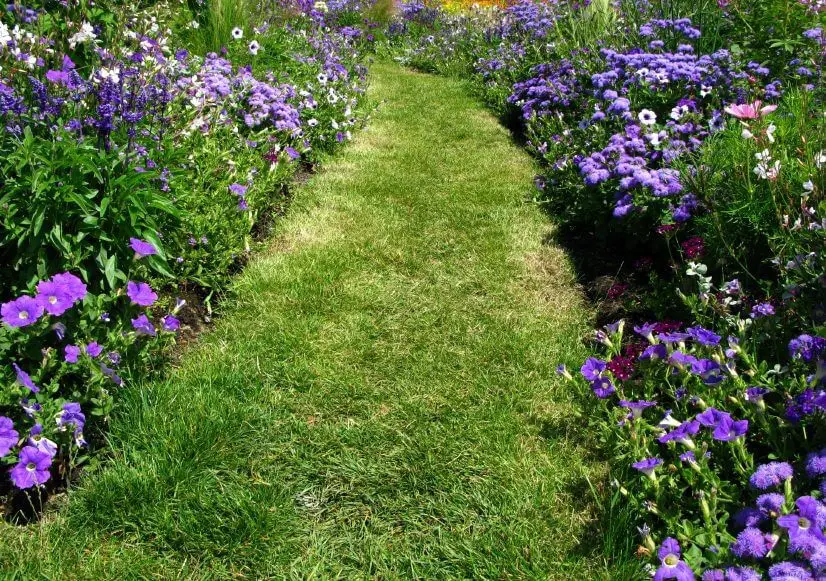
[388,0,825,577]
[0,0,378,513]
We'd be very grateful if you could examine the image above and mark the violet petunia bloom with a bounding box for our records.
[162,315,180,332]
[654,537,694,581]
[86,342,103,358]
[51,273,87,302]
[12,363,39,393]
[10,446,52,489]
[750,462,794,490]
[632,457,662,479]
[619,400,656,419]
[0,417,19,457]
[750,303,775,318]
[686,326,721,346]
[130,237,158,258]
[127,281,158,307]
[131,314,157,337]
[659,420,700,448]
[228,183,248,197]
[1,296,45,328]
[712,416,749,441]
[696,408,730,428]
[658,332,691,344]
[29,424,57,458]
[634,322,657,343]
[35,279,74,316]
[640,344,667,360]
[56,402,85,434]
[64,345,81,363]
[778,496,826,544]
[580,357,607,381]
[591,376,616,398]
[100,363,123,387]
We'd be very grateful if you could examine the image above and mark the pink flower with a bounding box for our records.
[724,100,778,119]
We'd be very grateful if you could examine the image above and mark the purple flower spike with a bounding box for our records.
[654,537,694,581]
[130,238,158,258]
[127,281,158,307]
[10,446,52,489]
[2,296,45,328]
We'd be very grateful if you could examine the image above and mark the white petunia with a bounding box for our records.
[231,27,243,40]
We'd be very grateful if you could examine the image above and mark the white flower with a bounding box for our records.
[638,109,657,126]
[700,85,712,97]
[189,20,200,29]
[68,21,97,49]
[313,0,328,11]
[669,104,688,120]
[231,27,243,40]
[815,150,826,168]
[741,128,753,139]
[248,40,260,55]
[99,67,120,83]
[766,123,776,143]
[307,118,319,127]
[755,149,771,162]
[0,22,11,47]
[317,73,328,85]
[803,180,814,192]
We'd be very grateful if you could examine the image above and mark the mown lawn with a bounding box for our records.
[0,62,636,578]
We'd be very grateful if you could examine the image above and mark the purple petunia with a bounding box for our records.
[632,457,662,479]
[131,314,157,337]
[580,357,607,381]
[51,273,87,302]
[161,315,180,332]
[13,363,39,393]
[712,416,748,441]
[0,417,19,457]
[750,302,775,318]
[1,296,45,328]
[130,237,158,258]
[591,376,616,398]
[789,334,826,362]
[654,537,694,581]
[777,496,826,543]
[659,420,700,448]
[86,342,103,358]
[696,408,731,428]
[9,445,52,489]
[35,279,75,316]
[228,183,248,196]
[686,326,721,346]
[127,281,158,307]
[56,402,85,434]
[640,344,668,360]
[64,345,81,363]
[29,424,57,458]
[619,399,656,419]
[750,462,794,490]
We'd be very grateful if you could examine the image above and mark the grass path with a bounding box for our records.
[0,62,618,578]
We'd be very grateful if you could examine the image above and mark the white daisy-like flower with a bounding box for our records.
[317,73,328,85]
[248,40,260,55]
[638,109,657,126]
[231,27,243,40]
[307,118,319,127]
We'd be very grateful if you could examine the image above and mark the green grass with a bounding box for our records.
[0,62,635,578]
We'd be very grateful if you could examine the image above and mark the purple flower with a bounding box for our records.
[640,344,668,360]
[127,281,158,307]
[724,567,762,581]
[634,323,657,341]
[632,457,662,478]
[1,296,45,328]
[712,416,748,441]
[0,417,19,457]
[51,273,87,302]
[619,400,656,419]
[686,326,721,346]
[751,302,775,318]
[750,462,794,490]
[228,183,248,196]
[659,332,691,343]
[10,446,52,489]
[745,387,769,405]
[57,402,85,433]
[778,496,826,542]
[806,449,826,478]
[29,424,57,458]
[734,508,767,529]
[659,420,700,447]
[64,345,81,363]
[131,314,157,337]
[731,527,770,559]
[669,351,698,368]
[654,537,694,581]
[789,335,826,362]
[696,408,731,428]
[756,493,786,516]
[130,237,158,258]
[162,315,180,332]
[580,357,606,381]
[35,279,75,316]
[86,342,103,358]
[591,376,616,398]
[13,363,39,393]
[767,561,813,580]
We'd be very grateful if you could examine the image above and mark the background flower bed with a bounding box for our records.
[0,0,385,517]
[385,0,825,578]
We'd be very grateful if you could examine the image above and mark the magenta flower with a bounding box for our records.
[10,446,52,489]
[724,100,778,119]
[12,363,39,393]
[131,314,157,336]
[0,417,19,457]
[130,238,158,258]
[127,281,158,307]
[35,279,74,316]
[654,538,694,580]
[1,296,45,328]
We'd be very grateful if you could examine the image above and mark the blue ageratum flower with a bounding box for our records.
[730,527,771,559]
[749,462,794,490]
[653,537,694,580]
